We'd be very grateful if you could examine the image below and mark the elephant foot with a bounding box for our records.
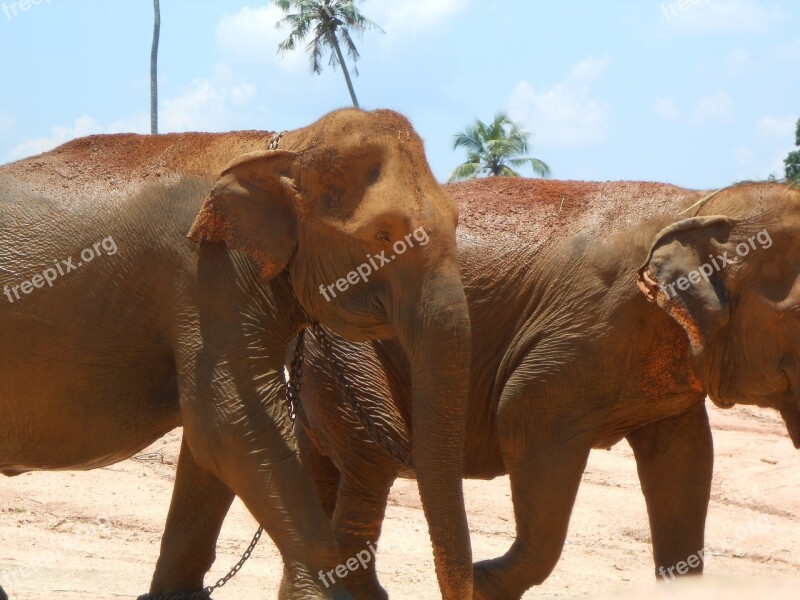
[473,559,525,600]
[0,584,7,600]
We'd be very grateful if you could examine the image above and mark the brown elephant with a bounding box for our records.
[293,178,800,599]
[0,109,472,600]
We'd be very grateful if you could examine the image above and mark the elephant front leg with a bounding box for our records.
[291,417,396,600]
[177,378,347,599]
[329,472,396,600]
[626,402,712,581]
[148,438,235,596]
[474,373,597,600]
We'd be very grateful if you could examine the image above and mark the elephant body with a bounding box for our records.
[0,110,474,600]
[296,178,800,599]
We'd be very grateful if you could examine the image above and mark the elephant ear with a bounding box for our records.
[188,150,299,280]
[637,216,736,355]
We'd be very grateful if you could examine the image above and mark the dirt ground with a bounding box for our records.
[1,402,798,599]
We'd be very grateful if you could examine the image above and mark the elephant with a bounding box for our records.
[0,109,473,600]
[292,177,800,600]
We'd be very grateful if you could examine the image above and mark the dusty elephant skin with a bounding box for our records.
[0,109,472,600]
[294,178,800,600]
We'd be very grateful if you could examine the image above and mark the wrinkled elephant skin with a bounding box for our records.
[0,109,472,600]
[294,179,800,599]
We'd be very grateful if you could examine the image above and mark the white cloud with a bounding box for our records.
[370,0,469,41]
[5,68,255,162]
[691,91,734,124]
[508,57,610,148]
[7,115,103,161]
[5,113,152,163]
[756,115,797,140]
[161,74,256,132]
[662,0,783,34]
[216,5,305,71]
[568,56,610,82]
[654,98,679,120]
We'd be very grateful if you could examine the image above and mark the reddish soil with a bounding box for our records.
[1,402,798,599]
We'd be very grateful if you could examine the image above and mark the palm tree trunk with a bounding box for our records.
[327,31,360,109]
[150,0,161,135]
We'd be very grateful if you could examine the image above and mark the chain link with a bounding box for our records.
[285,329,306,422]
[307,323,414,469]
[267,130,287,151]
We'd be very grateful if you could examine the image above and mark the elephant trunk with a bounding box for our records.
[780,403,800,449]
[394,263,472,600]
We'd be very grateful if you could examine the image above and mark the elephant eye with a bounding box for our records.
[375,231,391,243]
[367,165,381,185]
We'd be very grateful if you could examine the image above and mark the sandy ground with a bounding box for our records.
[1,402,798,600]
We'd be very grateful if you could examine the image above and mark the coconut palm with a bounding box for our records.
[150,0,160,134]
[448,112,551,182]
[785,118,800,184]
[274,0,382,109]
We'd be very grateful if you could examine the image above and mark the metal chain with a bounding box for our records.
[284,274,413,468]
[137,131,288,600]
[267,130,287,151]
[308,323,414,469]
[136,526,262,600]
[285,328,306,423]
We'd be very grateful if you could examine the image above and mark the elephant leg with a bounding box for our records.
[278,422,344,594]
[329,471,396,600]
[178,392,347,600]
[293,416,396,600]
[296,421,341,519]
[0,584,7,600]
[626,402,712,581]
[148,438,235,595]
[474,371,597,600]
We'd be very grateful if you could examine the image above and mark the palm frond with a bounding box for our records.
[448,162,484,182]
[497,165,523,178]
[273,0,381,86]
[308,33,324,73]
[508,157,551,178]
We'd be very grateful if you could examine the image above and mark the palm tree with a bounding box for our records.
[274,0,382,108]
[448,113,551,182]
[150,0,160,134]
[785,118,800,184]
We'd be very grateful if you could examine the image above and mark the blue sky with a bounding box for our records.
[1,0,798,189]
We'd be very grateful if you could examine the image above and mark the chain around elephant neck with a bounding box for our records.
[285,277,414,469]
[268,130,286,151]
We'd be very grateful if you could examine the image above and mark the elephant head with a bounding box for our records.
[188,108,472,599]
[637,182,800,448]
